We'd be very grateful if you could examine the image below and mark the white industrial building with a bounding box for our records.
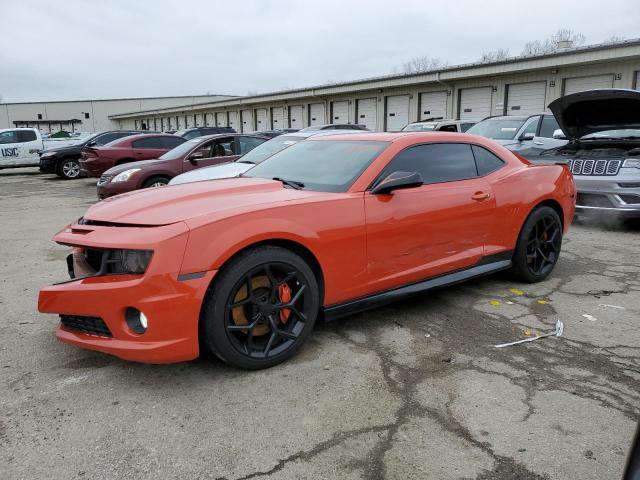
[0,94,236,133]
[110,39,640,133]
[3,39,640,135]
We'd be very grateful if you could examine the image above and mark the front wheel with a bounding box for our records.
[142,176,170,188]
[511,206,563,283]
[57,158,81,179]
[201,246,320,369]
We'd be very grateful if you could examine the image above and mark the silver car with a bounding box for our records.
[541,89,640,218]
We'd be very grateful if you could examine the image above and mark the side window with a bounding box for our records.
[162,136,185,149]
[0,131,18,144]
[132,137,164,149]
[95,132,121,145]
[521,117,540,136]
[437,124,457,132]
[539,116,560,138]
[18,130,37,142]
[380,143,477,185]
[238,136,266,154]
[212,137,234,156]
[471,145,505,176]
[461,123,475,132]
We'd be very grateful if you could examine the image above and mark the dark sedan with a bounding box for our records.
[96,133,268,199]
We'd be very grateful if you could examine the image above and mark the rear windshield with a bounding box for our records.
[244,140,388,192]
[237,135,303,164]
[466,118,527,140]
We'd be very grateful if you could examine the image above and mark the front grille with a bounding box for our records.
[576,193,614,208]
[619,194,640,205]
[568,159,622,176]
[60,315,112,337]
[98,174,112,185]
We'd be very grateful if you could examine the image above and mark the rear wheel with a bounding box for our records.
[57,158,81,179]
[142,176,170,188]
[201,246,320,369]
[511,206,562,283]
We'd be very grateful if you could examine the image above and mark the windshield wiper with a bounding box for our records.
[273,177,304,189]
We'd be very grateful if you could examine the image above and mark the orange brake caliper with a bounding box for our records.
[278,283,292,323]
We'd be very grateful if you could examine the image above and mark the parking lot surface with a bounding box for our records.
[1,169,638,480]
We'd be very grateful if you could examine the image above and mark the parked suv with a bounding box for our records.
[79,134,186,177]
[96,134,269,198]
[402,119,475,133]
[539,89,640,218]
[174,126,236,140]
[39,130,146,179]
[466,113,565,157]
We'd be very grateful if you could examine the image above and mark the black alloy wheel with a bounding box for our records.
[202,246,319,369]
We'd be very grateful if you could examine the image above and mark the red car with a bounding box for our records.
[96,134,269,199]
[79,133,186,178]
[38,132,575,369]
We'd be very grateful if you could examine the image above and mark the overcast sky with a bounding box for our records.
[1,0,638,102]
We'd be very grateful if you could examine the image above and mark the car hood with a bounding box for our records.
[41,144,83,154]
[103,158,165,175]
[169,161,252,185]
[548,89,640,140]
[84,177,327,226]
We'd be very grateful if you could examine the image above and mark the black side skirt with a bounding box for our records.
[323,253,513,321]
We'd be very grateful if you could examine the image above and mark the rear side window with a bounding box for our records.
[161,136,186,149]
[0,131,18,144]
[18,130,37,142]
[539,116,560,138]
[472,145,505,176]
[381,143,477,185]
[96,132,124,145]
[132,137,165,149]
[238,136,266,154]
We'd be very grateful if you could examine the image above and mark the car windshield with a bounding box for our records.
[244,140,388,192]
[158,137,203,160]
[466,118,527,140]
[237,135,304,164]
[402,123,437,132]
[581,129,640,140]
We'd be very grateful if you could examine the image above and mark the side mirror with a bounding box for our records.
[553,129,567,140]
[372,171,423,195]
[188,152,206,163]
[519,132,535,142]
[86,140,97,147]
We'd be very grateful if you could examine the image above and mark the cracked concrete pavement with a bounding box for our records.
[1,169,638,479]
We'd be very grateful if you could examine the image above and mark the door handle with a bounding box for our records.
[471,191,491,201]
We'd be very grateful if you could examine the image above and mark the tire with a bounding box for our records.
[142,176,170,188]
[57,158,81,180]
[201,246,320,369]
[511,206,563,283]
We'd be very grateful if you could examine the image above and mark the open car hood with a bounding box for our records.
[548,89,640,140]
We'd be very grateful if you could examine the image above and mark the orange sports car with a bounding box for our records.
[38,132,576,369]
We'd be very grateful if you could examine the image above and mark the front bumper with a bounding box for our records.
[37,222,214,364]
[96,176,137,199]
[39,156,57,173]
[574,172,640,218]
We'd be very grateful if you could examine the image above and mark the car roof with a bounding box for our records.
[309,131,491,143]
[279,129,370,140]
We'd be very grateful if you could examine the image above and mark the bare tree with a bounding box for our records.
[246,90,258,96]
[478,48,510,63]
[521,28,586,55]
[400,56,447,74]
[604,35,625,43]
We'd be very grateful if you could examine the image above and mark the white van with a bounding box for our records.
[0,128,45,168]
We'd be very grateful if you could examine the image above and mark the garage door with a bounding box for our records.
[228,111,238,131]
[241,110,254,132]
[271,107,284,129]
[506,82,547,115]
[564,74,614,95]
[419,91,448,120]
[255,108,268,129]
[356,98,377,131]
[215,112,226,127]
[331,101,349,124]
[459,87,492,121]
[309,103,325,126]
[385,95,409,131]
[289,105,303,129]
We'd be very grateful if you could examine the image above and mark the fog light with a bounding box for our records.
[125,307,148,334]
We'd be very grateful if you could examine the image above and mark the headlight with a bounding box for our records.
[111,168,141,183]
[40,151,56,158]
[112,249,153,274]
[622,159,640,169]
